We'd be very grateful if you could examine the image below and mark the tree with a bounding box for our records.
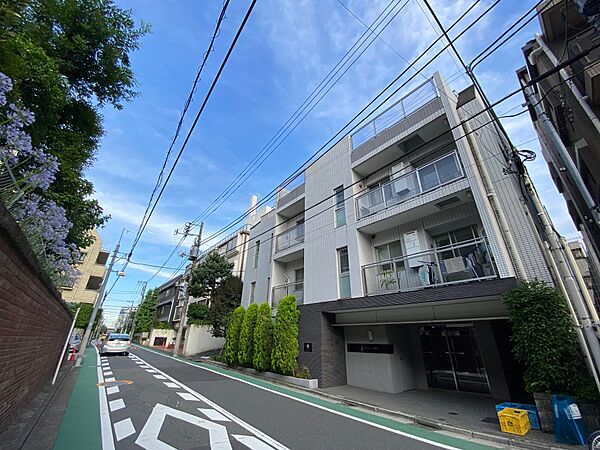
[209,275,242,338]
[133,288,158,333]
[154,321,172,330]
[0,0,150,248]
[187,303,211,326]
[503,281,597,399]
[69,302,102,330]
[253,303,273,372]
[271,295,300,376]
[189,253,234,298]
[238,303,258,367]
[224,306,245,367]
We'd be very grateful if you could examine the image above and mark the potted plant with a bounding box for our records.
[503,281,599,433]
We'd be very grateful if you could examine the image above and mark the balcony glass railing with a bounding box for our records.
[275,223,305,252]
[272,281,304,310]
[356,152,463,219]
[351,78,438,149]
[362,238,496,296]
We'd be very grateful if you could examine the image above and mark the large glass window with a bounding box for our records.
[334,186,346,227]
[338,247,351,298]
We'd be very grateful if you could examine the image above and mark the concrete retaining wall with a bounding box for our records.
[183,325,224,356]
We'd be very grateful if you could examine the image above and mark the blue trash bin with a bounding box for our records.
[553,395,587,445]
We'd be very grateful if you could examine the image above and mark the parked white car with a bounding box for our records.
[99,333,131,356]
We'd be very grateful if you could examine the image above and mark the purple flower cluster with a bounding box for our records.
[0,72,79,285]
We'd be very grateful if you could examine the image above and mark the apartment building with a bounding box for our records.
[156,274,184,325]
[61,228,109,305]
[519,0,600,293]
[241,72,552,400]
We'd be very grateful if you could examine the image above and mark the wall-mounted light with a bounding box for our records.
[367,330,373,342]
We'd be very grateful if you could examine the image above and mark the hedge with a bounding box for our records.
[224,306,245,367]
[271,295,300,375]
[253,302,273,372]
[238,303,259,367]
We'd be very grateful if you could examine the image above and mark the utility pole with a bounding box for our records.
[173,222,203,357]
[76,228,126,366]
[129,281,147,341]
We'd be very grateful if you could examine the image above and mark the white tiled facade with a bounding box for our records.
[242,73,552,310]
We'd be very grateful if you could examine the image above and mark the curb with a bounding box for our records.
[194,357,578,450]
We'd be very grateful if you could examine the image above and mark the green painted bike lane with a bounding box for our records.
[135,345,501,450]
[54,346,101,450]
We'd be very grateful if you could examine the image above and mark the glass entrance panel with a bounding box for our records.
[419,325,490,394]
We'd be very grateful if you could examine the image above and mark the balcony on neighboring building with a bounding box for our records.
[362,237,496,296]
[356,151,465,228]
[272,281,304,310]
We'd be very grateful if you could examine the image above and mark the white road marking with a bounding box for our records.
[198,409,231,422]
[139,365,149,368]
[131,352,288,450]
[109,398,125,412]
[94,347,115,450]
[134,346,462,450]
[105,377,116,382]
[176,392,200,401]
[233,435,275,449]
[114,418,136,441]
[145,369,157,373]
[136,403,232,450]
[153,374,167,380]
[163,382,178,388]
[106,386,120,395]
[103,371,113,376]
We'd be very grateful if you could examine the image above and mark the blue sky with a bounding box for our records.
[90,0,578,325]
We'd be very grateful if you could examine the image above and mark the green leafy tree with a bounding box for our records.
[253,303,273,372]
[69,302,102,330]
[0,0,150,247]
[189,252,234,298]
[224,306,245,367]
[133,288,158,333]
[209,275,242,338]
[187,303,211,326]
[503,281,598,399]
[271,295,300,376]
[154,321,172,330]
[238,303,258,367]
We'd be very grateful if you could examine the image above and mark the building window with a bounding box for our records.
[78,252,87,263]
[226,237,236,253]
[334,186,346,227]
[338,247,351,298]
[253,240,260,268]
[250,282,256,304]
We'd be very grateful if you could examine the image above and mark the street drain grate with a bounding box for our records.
[447,412,458,415]
[341,400,359,407]
[97,380,133,387]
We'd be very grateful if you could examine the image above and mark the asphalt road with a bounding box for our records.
[96,345,499,450]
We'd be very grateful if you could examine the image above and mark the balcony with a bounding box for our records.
[272,281,304,310]
[275,223,305,253]
[362,238,496,296]
[356,152,463,220]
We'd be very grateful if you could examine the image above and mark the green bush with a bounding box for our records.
[253,303,274,372]
[154,321,172,330]
[271,295,300,375]
[224,306,245,367]
[503,281,598,399]
[187,303,211,326]
[238,303,259,367]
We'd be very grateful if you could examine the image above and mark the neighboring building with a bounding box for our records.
[61,228,109,305]
[114,306,136,333]
[241,72,553,400]
[156,274,185,326]
[519,0,600,293]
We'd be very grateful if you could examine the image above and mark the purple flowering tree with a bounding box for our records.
[0,72,79,285]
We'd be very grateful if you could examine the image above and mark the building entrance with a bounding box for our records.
[419,324,490,394]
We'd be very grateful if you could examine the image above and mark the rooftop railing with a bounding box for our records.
[350,77,438,150]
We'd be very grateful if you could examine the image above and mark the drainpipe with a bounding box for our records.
[533,34,600,138]
[460,117,528,280]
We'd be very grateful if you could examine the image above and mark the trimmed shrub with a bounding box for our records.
[238,303,259,367]
[187,303,211,326]
[271,295,300,375]
[253,302,274,372]
[224,306,245,367]
[503,281,597,399]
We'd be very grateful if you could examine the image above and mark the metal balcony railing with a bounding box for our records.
[275,223,305,252]
[350,77,438,150]
[272,281,304,310]
[356,152,463,219]
[362,238,496,296]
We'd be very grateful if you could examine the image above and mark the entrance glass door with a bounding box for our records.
[419,325,490,394]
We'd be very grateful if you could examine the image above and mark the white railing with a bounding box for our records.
[362,238,496,296]
[275,223,305,252]
[356,152,463,219]
[272,281,304,309]
[351,78,438,149]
